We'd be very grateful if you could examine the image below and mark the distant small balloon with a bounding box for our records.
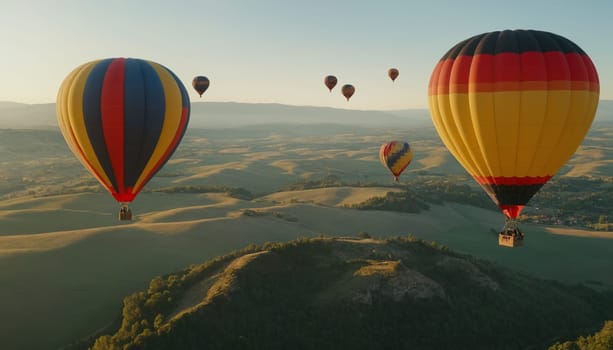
[341,84,355,101]
[379,141,413,181]
[192,76,210,97]
[388,68,399,82]
[324,75,337,92]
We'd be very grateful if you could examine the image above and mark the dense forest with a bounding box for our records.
[549,321,613,349]
[79,237,613,350]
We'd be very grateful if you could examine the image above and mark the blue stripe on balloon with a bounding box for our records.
[122,58,146,188]
[131,60,166,185]
[82,58,118,192]
[140,65,191,183]
[386,142,410,169]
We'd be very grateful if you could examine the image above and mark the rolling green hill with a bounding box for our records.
[87,237,613,350]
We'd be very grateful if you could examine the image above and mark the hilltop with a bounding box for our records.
[87,237,613,350]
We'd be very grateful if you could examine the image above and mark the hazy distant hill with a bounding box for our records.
[0,102,57,129]
[1,100,612,130]
[0,101,428,130]
[189,102,430,128]
[87,237,613,350]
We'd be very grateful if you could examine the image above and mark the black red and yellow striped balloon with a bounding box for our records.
[57,58,190,204]
[428,30,599,219]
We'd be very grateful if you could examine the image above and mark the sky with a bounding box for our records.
[1,0,612,110]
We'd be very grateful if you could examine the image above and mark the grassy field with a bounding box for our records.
[0,122,612,349]
[1,190,612,349]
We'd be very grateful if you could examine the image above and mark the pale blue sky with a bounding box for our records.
[1,0,612,110]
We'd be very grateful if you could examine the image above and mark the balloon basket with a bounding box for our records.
[498,218,523,248]
[119,203,133,221]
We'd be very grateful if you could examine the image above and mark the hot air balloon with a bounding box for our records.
[388,68,399,82]
[324,75,337,92]
[379,141,413,182]
[428,30,599,246]
[192,76,210,97]
[57,57,191,220]
[342,84,355,101]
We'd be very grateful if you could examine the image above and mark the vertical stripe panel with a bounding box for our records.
[132,61,167,182]
[132,62,184,192]
[65,61,116,193]
[122,58,146,189]
[100,58,126,195]
[82,59,118,192]
[468,53,500,177]
[449,55,488,178]
[134,107,189,195]
[122,59,147,188]
[57,62,113,194]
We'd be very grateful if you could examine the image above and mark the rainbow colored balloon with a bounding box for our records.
[379,141,413,181]
[56,57,190,216]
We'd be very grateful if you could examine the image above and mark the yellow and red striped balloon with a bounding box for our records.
[56,58,190,205]
[428,30,599,219]
[379,141,413,181]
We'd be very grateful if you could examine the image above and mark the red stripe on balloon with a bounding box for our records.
[430,53,599,94]
[101,58,126,196]
[500,205,525,219]
[473,175,551,186]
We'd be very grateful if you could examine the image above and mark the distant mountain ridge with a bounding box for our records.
[0,101,429,129]
[1,100,612,130]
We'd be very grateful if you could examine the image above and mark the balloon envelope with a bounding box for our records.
[388,68,399,81]
[379,141,413,181]
[428,30,599,219]
[341,84,355,101]
[56,57,191,204]
[324,75,337,92]
[192,76,210,97]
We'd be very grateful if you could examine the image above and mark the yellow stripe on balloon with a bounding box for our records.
[56,61,110,190]
[448,91,490,178]
[57,63,86,158]
[543,90,599,174]
[390,151,413,174]
[132,61,183,193]
[63,60,115,191]
[429,94,488,178]
[431,89,599,178]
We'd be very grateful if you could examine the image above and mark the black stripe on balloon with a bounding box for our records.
[386,143,409,169]
[122,59,162,188]
[82,58,119,192]
[440,30,585,60]
[479,183,545,206]
[139,65,190,184]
